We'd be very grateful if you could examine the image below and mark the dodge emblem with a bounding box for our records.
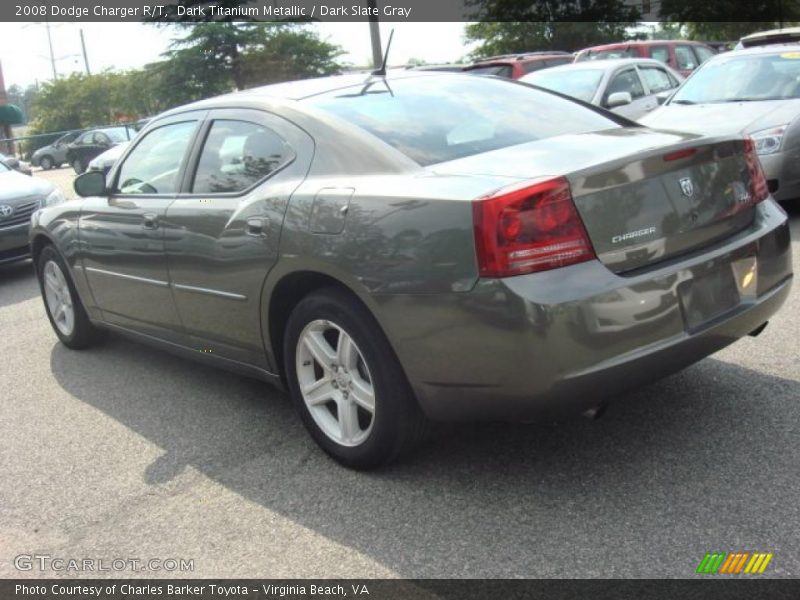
[679,177,694,198]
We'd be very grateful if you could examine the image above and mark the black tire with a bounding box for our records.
[284,287,428,469]
[39,155,54,170]
[37,245,104,349]
[71,158,85,174]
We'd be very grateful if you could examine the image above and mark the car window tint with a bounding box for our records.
[605,69,645,102]
[191,120,293,194]
[116,121,196,195]
[650,46,670,64]
[694,45,715,63]
[640,66,675,93]
[307,76,621,166]
[675,46,697,70]
[585,48,637,60]
[464,64,514,78]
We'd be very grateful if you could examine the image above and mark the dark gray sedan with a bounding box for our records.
[29,72,793,468]
[0,161,62,265]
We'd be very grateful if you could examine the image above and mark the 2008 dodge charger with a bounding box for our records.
[30,72,793,468]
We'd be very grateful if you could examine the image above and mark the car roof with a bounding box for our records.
[712,43,800,57]
[580,40,709,52]
[741,26,800,41]
[179,71,473,109]
[526,57,670,73]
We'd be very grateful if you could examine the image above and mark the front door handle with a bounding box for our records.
[142,213,159,230]
[246,217,268,237]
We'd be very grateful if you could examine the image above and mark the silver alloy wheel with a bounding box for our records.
[42,260,75,336]
[296,319,376,447]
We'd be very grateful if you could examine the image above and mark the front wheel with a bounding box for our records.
[37,245,103,349]
[39,155,54,170]
[71,158,85,174]
[284,288,428,469]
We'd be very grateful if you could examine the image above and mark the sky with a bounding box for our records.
[0,21,475,89]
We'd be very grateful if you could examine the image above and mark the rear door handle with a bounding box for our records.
[142,213,158,230]
[246,217,268,237]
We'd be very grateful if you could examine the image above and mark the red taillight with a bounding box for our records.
[743,137,769,205]
[663,148,697,162]
[472,177,596,278]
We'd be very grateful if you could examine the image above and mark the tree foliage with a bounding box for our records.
[658,0,800,40]
[24,22,342,138]
[464,2,641,57]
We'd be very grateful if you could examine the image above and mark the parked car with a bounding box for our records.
[88,141,130,175]
[0,152,33,176]
[0,159,62,265]
[463,52,574,79]
[641,44,800,202]
[31,72,792,468]
[31,131,80,170]
[575,41,716,77]
[65,126,132,174]
[521,58,683,120]
[736,27,800,49]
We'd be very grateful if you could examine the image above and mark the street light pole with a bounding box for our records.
[367,0,382,69]
[80,29,91,75]
[45,20,57,79]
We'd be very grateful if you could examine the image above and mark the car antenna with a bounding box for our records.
[372,29,395,76]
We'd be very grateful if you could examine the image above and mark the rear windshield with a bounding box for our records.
[463,64,514,78]
[305,75,621,166]
[577,48,637,61]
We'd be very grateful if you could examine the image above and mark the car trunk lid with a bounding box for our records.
[432,128,761,273]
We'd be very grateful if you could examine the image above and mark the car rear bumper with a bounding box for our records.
[0,223,32,264]
[375,199,792,421]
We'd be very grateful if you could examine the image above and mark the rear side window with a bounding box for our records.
[116,121,196,195]
[191,120,293,194]
[675,46,698,70]
[649,46,670,64]
[306,76,621,166]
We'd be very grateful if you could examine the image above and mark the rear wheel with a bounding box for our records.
[39,155,54,170]
[284,288,428,469]
[71,158,85,174]
[37,245,103,349]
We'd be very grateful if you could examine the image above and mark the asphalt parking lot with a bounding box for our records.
[1,167,799,578]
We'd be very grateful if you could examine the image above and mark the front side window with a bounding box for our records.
[605,69,645,104]
[191,120,293,194]
[116,121,196,195]
[306,76,621,166]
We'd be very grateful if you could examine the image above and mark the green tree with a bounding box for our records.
[658,0,800,40]
[465,21,641,57]
[464,2,641,57]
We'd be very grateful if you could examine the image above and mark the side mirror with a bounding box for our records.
[74,170,107,197]
[607,92,633,108]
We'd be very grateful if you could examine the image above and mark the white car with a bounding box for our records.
[520,58,684,121]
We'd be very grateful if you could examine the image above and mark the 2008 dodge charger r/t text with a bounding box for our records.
[29,72,793,468]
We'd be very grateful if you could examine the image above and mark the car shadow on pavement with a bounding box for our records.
[49,335,800,577]
[0,259,39,308]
